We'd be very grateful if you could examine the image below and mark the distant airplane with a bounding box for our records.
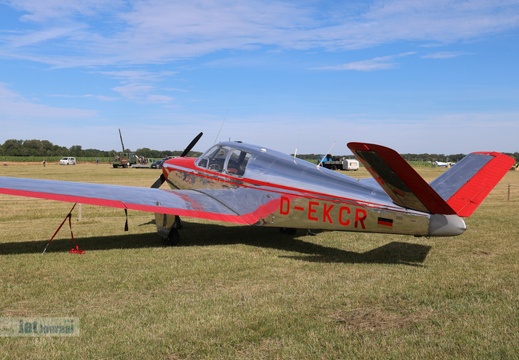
[0,133,514,246]
[435,161,455,167]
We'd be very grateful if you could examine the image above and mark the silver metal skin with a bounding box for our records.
[428,214,467,236]
[163,141,465,237]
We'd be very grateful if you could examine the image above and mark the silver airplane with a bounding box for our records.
[0,133,514,246]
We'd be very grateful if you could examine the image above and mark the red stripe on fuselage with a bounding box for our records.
[163,157,402,212]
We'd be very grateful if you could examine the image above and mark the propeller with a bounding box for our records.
[151,132,203,189]
[180,132,203,157]
[150,173,166,189]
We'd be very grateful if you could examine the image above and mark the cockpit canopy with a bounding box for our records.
[196,145,252,176]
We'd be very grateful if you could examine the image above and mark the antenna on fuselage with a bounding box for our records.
[213,112,227,144]
[317,141,336,168]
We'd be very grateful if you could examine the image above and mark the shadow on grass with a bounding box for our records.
[0,222,431,266]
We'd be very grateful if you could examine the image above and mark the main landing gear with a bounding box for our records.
[163,216,184,246]
[156,214,184,246]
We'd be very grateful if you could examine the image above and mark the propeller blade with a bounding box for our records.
[151,174,166,189]
[180,132,203,157]
[150,132,203,189]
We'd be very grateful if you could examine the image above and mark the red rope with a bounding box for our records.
[42,203,85,255]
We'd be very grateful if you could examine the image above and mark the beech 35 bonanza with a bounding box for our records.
[0,133,514,246]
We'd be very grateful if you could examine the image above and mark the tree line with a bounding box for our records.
[0,139,193,159]
[1,139,517,163]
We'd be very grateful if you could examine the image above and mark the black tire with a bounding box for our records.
[163,227,181,246]
[174,216,183,230]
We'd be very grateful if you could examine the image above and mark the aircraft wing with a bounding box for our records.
[0,176,279,225]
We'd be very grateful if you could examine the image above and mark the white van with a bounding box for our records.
[59,157,76,165]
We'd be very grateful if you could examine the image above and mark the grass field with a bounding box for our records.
[1,163,518,359]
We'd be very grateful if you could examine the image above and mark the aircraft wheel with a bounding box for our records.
[163,227,181,246]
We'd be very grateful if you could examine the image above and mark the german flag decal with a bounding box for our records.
[377,217,393,227]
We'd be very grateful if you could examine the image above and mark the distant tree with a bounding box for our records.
[69,145,82,156]
[135,147,162,158]
[507,152,519,162]
[2,139,24,155]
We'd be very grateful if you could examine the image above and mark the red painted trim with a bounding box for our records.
[0,187,285,225]
[446,152,515,217]
[348,142,456,214]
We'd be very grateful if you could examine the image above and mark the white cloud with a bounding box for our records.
[0,82,96,119]
[49,93,118,101]
[7,25,85,48]
[4,0,127,22]
[145,94,174,104]
[98,70,177,83]
[112,83,152,99]
[361,0,519,42]
[319,52,416,71]
[422,51,468,59]
[103,70,178,104]
[1,1,518,66]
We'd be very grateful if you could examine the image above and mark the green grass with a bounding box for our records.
[1,163,519,359]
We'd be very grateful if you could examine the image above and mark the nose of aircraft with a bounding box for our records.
[150,132,203,189]
[428,214,467,237]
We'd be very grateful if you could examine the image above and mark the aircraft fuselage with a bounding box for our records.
[162,142,465,237]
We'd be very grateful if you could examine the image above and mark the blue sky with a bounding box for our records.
[1,0,518,155]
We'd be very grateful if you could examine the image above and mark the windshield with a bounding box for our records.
[196,145,251,176]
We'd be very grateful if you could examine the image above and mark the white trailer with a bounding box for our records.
[342,159,359,171]
[319,154,360,171]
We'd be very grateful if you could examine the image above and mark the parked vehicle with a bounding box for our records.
[111,129,148,168]
[59,157,76,165]
[317,154,359,170]
[151,159,165,169]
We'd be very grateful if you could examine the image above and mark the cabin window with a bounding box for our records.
[225,149,251,176]
[196,145,229,172]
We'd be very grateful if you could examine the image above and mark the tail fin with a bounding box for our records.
[429,151,515,217]
[348,142,456,215]
[348,143,514,217]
